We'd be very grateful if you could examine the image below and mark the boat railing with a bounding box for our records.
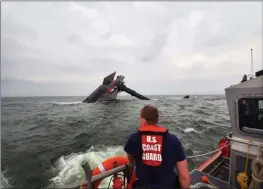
[226,135,263,147]
[69,160,130,189]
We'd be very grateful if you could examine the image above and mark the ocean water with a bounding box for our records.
[1,95,231,188]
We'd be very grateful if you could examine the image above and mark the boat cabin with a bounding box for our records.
[190,69,263,189]
[225,69,263,189]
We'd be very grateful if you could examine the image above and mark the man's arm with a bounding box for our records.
[127,154,135,173]
[171,135,190,189]
[124,134,137,173]
[124,133,137,164]
[176,159,190,189]
[127,154,134,164]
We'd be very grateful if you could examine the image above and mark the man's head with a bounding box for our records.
[140,105,159,126]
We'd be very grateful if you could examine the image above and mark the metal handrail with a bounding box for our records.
[226,135,263,147]
[81,160,92,189]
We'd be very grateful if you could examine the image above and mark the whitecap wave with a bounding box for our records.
[1,171,11,188]
[183,127,201,133]
[51,101,82,105]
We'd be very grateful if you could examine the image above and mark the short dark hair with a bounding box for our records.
[140,105,159,125]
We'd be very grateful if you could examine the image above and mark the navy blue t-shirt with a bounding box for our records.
[124,131,186,188]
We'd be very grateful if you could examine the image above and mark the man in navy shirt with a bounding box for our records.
[124,105,190,188]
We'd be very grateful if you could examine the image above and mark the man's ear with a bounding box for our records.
[140,117,147,127]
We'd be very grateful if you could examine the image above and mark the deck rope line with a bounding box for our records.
[237,139,252,189]
[249,145,263,189]
[187,142,231,158]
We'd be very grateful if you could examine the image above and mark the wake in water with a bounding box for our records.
[49,145,126,188]
[1,171,11,188]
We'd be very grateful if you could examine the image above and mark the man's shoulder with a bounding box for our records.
[127,131,140,140]
[166,132,182,145]
[166,132,186,161]
[124,131,140,154]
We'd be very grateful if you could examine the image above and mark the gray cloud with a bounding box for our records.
[1,78,92,97]
[1,2,262,96]
[66,34,83,43]
[140,33,170,63]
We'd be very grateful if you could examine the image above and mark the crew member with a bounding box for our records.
[124,105,190,189]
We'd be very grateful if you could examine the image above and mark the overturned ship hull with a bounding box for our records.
[83,72,149,103]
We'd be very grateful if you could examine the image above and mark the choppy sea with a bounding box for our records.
[1,95,231,188]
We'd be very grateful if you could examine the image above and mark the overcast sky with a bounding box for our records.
[1,2,262,96]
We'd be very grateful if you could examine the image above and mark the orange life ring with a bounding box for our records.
[92,156,136,189]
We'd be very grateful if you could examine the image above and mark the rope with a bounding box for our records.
[107,175,115,189]
[187,142,231,158]
[107,173,124,189]
[245,140,252,173]
[237,139,253,189]
[249,145,263,189]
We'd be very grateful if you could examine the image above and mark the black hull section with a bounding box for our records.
[83,85,108,103]
[120,85,149,100]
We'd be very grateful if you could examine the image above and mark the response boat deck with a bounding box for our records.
[68,69,263,189]
[190,153,230,188]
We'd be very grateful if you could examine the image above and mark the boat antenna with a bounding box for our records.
[250,48,254,78]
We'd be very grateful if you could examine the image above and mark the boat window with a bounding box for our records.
[238,98,263,134]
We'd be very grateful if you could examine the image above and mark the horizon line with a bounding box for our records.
[1,93,225,98]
